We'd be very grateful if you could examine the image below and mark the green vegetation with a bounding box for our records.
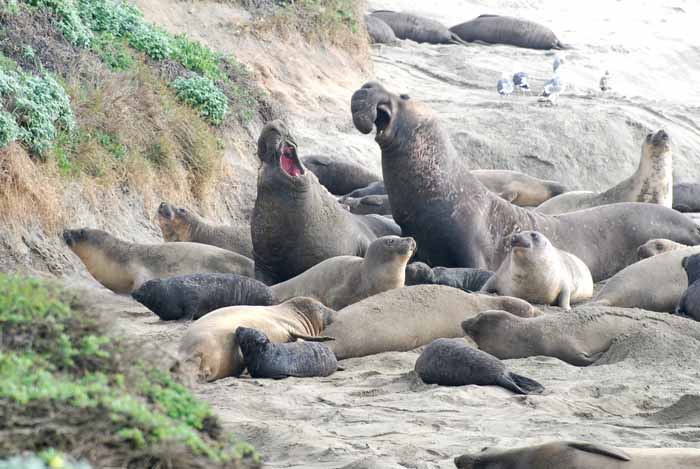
[0,274,259,467]
[173,75,229,125]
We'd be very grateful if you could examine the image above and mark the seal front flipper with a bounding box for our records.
[289,332,335,342]
[497,190,519,203]
[557,286,572,310]
[496,372,544,395]
[479,275,498,294]
[565,441,631,461]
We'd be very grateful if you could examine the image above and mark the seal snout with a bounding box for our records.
[510,233,532,249]
[650,129,669,146]
[158,202,174,219]
[453,454,476,468]
[62,229,74,246]
[351,88,378,135]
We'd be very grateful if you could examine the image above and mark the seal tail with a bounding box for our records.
[498,372,544,395]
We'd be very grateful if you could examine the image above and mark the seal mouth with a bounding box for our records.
[158,202,174,220]
[375,104,392,138]
[402,237,417,257]
[279,143,304,178]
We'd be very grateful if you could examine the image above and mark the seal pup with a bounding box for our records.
[271,236,415,310]
[132,273,275,321]
[480,231,593,310]
[676,253,700,321]
[454,441,700,469]
[251,120,399,285]
[369,11,468,45]
[157,202,253,258]
[236,327,338,379]
[449,14,567,50]
[536,130,673,214]
[178,297,334,381]
[63,228,254,294]
[365,15,398,45]
[414,338,544,394]
[470,169,567,207]
[338,194,392,216]
[405,262,493,292]
[350,82,700,281]
[301,155,381,196]
[673,182,700,212]
[637,238,688,259]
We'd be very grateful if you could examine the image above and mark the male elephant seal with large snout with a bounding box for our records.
[251,120,400,285]
[350,82,700,281]
[454,441,700,469]
[369,11,468,45]
[449,14,567,50]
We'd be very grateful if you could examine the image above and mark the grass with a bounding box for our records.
[0,274,260,468]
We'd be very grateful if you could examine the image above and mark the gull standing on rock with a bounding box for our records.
[512,72,530,93]
[600,70,611,92]
[497,74,514,97]
[540,75,564,103]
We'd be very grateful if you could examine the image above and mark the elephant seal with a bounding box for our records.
[339,194,392,216]
[454,441,700,469]
[676,254,700,321]
[301,155,381,196]
[344,181,386,198]
[536,130,673,215]
[365,15,398,45]
[252,120,399,285]
[449,15,567,50]
[178,297,334,381]
[470,169,568,207]
[414,338,544,394]
[271,236,415,309]
[480,231,593,309]
[63,228,254,294]
[637,238,688,259]
[325,285,540,360]
[235,327,338,379]
[369,11,468,45]
[673,182,700,212]
[131,273,274,321]
[350,82,700,281]
[405,262,493,292]
[593,246,700,312]
[157,202,253,258]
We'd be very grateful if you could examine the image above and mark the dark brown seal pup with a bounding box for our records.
[236,327,338,379]
[365,15,398,45]
[449,14,567,50]
[405,261,493,292]
[414,338,544,394]
[350,82,700,281]
[676,253,700,321]
[370,11,468,45]
[301,155,381,196]
[673,182,700,212]
[251,120,400,285]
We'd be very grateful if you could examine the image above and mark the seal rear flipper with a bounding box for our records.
[565,442,631,461]
[289,332,336,342]
[497,372,544,395]
[449,33,471,47]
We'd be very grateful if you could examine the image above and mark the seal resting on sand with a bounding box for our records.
[449,14,567,50]
[178,297,334,381]
[536,130,673,214]
[481,231,593,310]
[673,183,700,212]
[301,155,381,196]
[251,120,399,285]
[676,253,700,321]
[415,338,544,394]
[271,236,415,310]
[470,169,568,207]
[405,262,493,292]
[369,11,468,45]
[365,15,398,45]
[324,285,540,360]
[157,202,253,258]
[637,238,688,259]
[63,228,254,294]
[236,327,338,378]
[454,441,700,469]
[350,82,700,281]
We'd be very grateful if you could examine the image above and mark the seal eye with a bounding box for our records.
[400,94,410,100]
[387,238,395,245]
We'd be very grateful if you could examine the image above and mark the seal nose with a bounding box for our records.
[351,89,377,135]
[62,229,73,246]
[158,202,173,218]
[652,129,669,144]
[510,234,532,249]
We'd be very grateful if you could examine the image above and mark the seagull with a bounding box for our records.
[512,72,530,93]
[497,74,514,97]
[540,74,564,103]
[553,55,564,72]
[600,70,611,92]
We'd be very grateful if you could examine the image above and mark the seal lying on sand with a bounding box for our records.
[481,231,593,310]
[339,194,392,216]
[405,262,493,292]
[351,82,700,281]
[369,11,468,45]
[471,169,568,207]
[365,15,398,45]
[676,254,700,321]
[415,338,544,394]
[252,120,399,285]
[449,15,567,50]
[301,155,381,196]
[132,273,274,320]
[454,441,700,469]
[157,202,253,258]
[271,236,415,310]
[673,183,700,212]
[536,130,673,214]
[63,228,254,294]
[236,327,338,379]
[637,238,688,259]
[179,297,334,381]
[324,285,540,360]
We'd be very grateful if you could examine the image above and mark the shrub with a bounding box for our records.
[127,23,172,60]
[90,32,133,70]
[172,35,224,81]
[172,76,228,125]
[0,110,20,147]
[25,0,92,47]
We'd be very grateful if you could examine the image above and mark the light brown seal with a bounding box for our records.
[62,228,254,294]
[637,238,688,259]
[471,169,568,207]
[481,231,593,309]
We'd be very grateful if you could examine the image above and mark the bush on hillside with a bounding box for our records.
[173,75,229,126]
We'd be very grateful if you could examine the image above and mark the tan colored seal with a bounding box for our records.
[178,297,334,381]
[481,231,593,309]
[471,169,568,207]
[637,238,688,259]
[63,228,254,294]
[271,236,416,310]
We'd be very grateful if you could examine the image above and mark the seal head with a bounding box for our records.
[351,81,410,147]
[257,120,306,189]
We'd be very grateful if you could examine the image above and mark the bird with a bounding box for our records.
[512,72,530,93]
[553,55,564,72]
[600,70,611,92]
[497,75,514,97]
[540,74,564,103]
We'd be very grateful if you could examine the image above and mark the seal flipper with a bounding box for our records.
[556,286,572,310]
[565,442,631,461]
[496,372,544,395]
[289,332,335,342]
[497,190,519,203]
[449,33,471,47]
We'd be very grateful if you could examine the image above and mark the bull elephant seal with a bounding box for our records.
[405,262,493,292]
[536,130,673,215]
[157,202,253,258]
[676,254,700,321]
[481,231,593,309]
[365,15,398,45]
[178,297,334,381]
[454,441,700,469]
[350,82,700,281]
[414,338,544,394]
[301,155,381,196]
[449,15,566,50]
[637,238,688,259]
[673,182,700,212]
[325,285,540,360]
[593,246,700,312]
[63,228,254,294]
[471,169,568,206]
[339,194,392,216]
[131,273,274,321]
[252,120,399,285]
[271,236,415,309]
[369,11,467,45]
[236,327,337,379]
